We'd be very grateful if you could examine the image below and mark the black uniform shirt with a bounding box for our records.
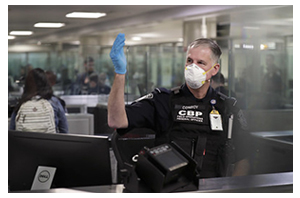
[121,84,250,177]
[125,84,219,135]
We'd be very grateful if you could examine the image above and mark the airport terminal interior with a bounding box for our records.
[8,5,293,193]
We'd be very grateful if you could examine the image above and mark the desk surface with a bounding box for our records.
[12,172,292,193]
[196,172,293,193]
[251,130,293,145]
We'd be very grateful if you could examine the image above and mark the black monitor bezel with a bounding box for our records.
[8,130,112,191]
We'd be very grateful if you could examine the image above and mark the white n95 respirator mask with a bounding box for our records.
[184,63,215,89]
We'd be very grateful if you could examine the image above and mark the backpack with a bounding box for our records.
[16,97,56,133]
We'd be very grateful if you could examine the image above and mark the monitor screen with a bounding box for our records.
[8,130,112,191]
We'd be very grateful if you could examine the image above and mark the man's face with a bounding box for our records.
[185,46,218,80]
[89,80,97,88]
[99,74,106,85]
[85,61,94,72]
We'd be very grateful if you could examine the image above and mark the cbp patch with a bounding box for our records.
[173,104,208,124]
[134,93,154,103]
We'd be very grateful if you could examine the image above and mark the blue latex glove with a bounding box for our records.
[110,33,127,74]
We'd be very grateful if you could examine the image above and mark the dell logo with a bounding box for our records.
[38,170,50,183]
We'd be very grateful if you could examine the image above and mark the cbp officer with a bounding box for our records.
[108,33,250,178]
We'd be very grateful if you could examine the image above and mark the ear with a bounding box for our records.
[212,63,220,76]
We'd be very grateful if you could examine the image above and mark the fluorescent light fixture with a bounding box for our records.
[243,26,260,30]
[66,12,106,18]
[10,31,33,36]
[34,22,65,28]
[132,37,141,41]
[8,35,15,40]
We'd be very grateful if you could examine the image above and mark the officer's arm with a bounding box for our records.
[107,73,128,129]
[107,33,128,129]
[232,158,250,176]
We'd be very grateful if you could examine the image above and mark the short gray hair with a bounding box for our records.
[187,38,222,63]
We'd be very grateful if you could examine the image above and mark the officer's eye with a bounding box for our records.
[187,58,193,63]
[198,61,206,65]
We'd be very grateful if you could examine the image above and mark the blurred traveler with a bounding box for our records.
[262,54,282,94]
[260,54,284,109]
[76,56,97,94]
[211,72,236,98]
[9,68,68,133]
[87,73,111,95]
[45,70,67,112]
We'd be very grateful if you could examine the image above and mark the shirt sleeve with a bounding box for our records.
[9,111,16,130]
[126,98,156,129]
[50,97,69,133]
[57,104,69,133]
[119,89,171,135]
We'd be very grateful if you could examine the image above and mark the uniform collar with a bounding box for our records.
[182,83,214,103]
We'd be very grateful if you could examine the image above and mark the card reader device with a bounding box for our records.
[135,142,198,192]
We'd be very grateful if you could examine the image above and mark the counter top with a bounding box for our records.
[13,172,292,193]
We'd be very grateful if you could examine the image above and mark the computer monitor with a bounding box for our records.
[8,130,112,191]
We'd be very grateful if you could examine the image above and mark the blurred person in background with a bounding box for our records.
[211,72,236,98]
[76,56,98,94]
[262,54,282,95]
[46,70,67,112]
[10,68,68,133]
[87,73,111,95]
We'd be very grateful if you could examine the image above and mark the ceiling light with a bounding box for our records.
[132,37,141,41]
[9,31,33,36]
[8,35,15,40]
[34,22,65,28]
[66,12,106,19]
[243,26,260,30]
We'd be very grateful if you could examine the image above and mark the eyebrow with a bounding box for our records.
[187,56,208,65]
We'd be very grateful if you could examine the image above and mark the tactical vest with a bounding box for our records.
[167,87,236,178]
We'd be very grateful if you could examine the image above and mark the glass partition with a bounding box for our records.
[8,35,293,110]
[213,36,293,110]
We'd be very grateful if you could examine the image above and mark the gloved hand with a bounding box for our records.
[110,33,127,74]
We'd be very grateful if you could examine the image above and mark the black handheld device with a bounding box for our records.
[135,142,198,192]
